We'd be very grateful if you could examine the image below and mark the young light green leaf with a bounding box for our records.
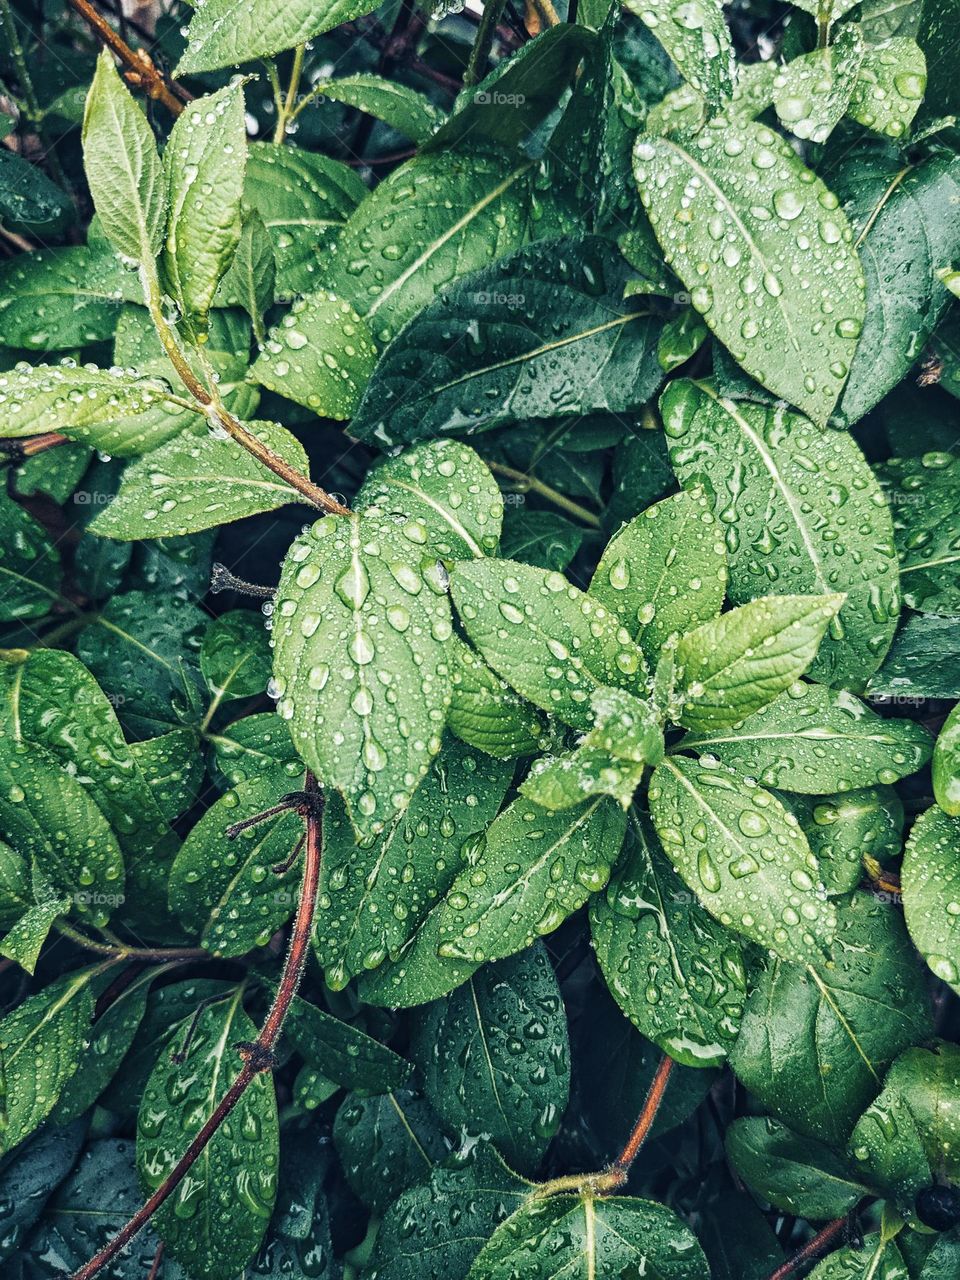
[650,755,835,965]
[466,1193,710,1280]
[177,0,386,74]
[350,236,665,448]
[0,245,125,350]
[726,1116,870,1219]
[218,211,274,343]
[412,945,570,1173]
[357,440,504,560]
[313,734,512,991]
[325,149,532,345]
[590,487,727,661]
[200,609,271,705]
[447,638,547,760]
[271,513,453,840]
[663,379,900,685]
[934,702,960,816]
[730,891,933,1144]
[674,594,844,732]
[772,23,864,144]
[788,0,858,21]
[89,420,310,539]
[250,290,377,419]
[451,558,648,732]
[137,989,278,1279]
[162,83,247,328]
[681,681,932,792]
[0,970,95,1154]
[169,778,303,956]
[82,51,166,265]
[590,811,746,1067]
[621,0,733,110]
[848,37,927,137]
[241,143,365,299]
[634,121,865,424]
[312,74,445,144]
[883,452,960,615]
[902,804,960,992]
[436,794,627,965]
[0,362,171,441]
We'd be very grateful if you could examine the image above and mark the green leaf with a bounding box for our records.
[0,246,125,350]
[412,944,570,1173]
[500,509,585,572]
[0,890,69,975]
[366,1144,528,1280]
[357,440,504,560]
[808,1238,908,1279]
[137,988,278,1279]
[218,211,274,343]
[0,361,171,441]
[681,681,932,792]
[730,891,934,1144]
[250,289,377,419]
[0,150,72,237]
[772,23,865,144]
[520,687,663,810]
[663,379,900,685]
[698,1168,785,1280]
[726,1116,869,1218]
[130,728,204,822]
[161,83,247,328]
[867,613,960,700]
[788,0,859,22]
[621,0,733,110]
[272,512,453,839]
[788,786,905,896]
[169,778,304,956]
[82,51,167,265]
[590,810,746,1066]
[208,711,304,791]
[0,491,61,622]
[448,638,547,760]
[0,1119,86,1263]
[351,235,665,447]
[673,594,844,732]
[849,1041,960,1221]
[200,609,271,706]
[311,74,445,143]
[934,702,960,815]
[902,803,960,992]
[848,37,927,137]
[883,452,960,615]
[89,419,309,540]
[634,122,865,424]
[313,734,513,991]
[451,557,648,732]
[325,149,533,345]
[831,150,960,424]
[590,487,727,662]
[177,0,386,73]
[282,993,412,1093]
[241,143,365,299]
[0,970,95,1154]
[650,754,835,965]
[436,794,627,965]
[466,1193,710,1280]
[0,747,124,929]
[333,1088,448,1213]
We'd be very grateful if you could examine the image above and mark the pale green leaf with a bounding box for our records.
[934,702,960,816]
[772,23,865,144]
[0,362,172,441]
[0,893,69,975]
[447,638,547,760]
[311,74,444,143]
[0,246,125,350]
[902,804,960,993]
[848,37,927,137]
[218,211,275,343]
[621,0,733,110]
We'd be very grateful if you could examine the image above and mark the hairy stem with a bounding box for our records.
[66,0,186,115]
[486,460,602,528]
[69,774,325,1280]
[54,920,208,962]
[766,1217,847,1280]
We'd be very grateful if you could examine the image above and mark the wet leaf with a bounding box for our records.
[772,24,864,144]
[726,1116,869,1218]
[0,491,61,622]
[882,451,960,615]
[311,74,444,143]
[447,638,548,760]
[200,609,272,706]
[902,803,960,992]
[333,1087,448,1213]
[848,37,927,138]
[282,992,412,1093]
[0,362,171,441]
[218,211,275,343]
[934,702,960,815]
[621,0,733,110]
[208,711,304,792]
[0,245,125,350]
[0,1118,86,1263]
[788,786,905,896]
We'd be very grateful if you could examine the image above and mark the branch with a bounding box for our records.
[53,920,208,962]
[65,0,187,116]
[69,774,325,1280]
[765,1217,847,1280]
[486,460,602,528]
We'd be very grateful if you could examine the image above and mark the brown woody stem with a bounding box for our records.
[766,1217,847,1280]
[66,0,186,115]
[69,773,324,1280]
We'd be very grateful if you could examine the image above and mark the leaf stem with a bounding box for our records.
[141,268,350,516]
[0,0,42,123]
[68,774,325,1280]
[464,0,510,86]
[765,1216,847,1280]
[65,0,186,116]
[53,919,208,962]
[486,460,602,528]
[273,43,306,143]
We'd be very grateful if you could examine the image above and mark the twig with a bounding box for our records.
[464,0,510,87]
[765,1217,847,1280]
[146,1242,164,1280]
[65,0,186,116]
[69,774,325,1280]
[273,43,306,143]
[486,460,602,528]
[53,919,208,962]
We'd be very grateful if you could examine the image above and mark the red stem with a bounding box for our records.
[766,1217,847,1280]
[610,1054,674,1184]
[69,774,323,1280]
